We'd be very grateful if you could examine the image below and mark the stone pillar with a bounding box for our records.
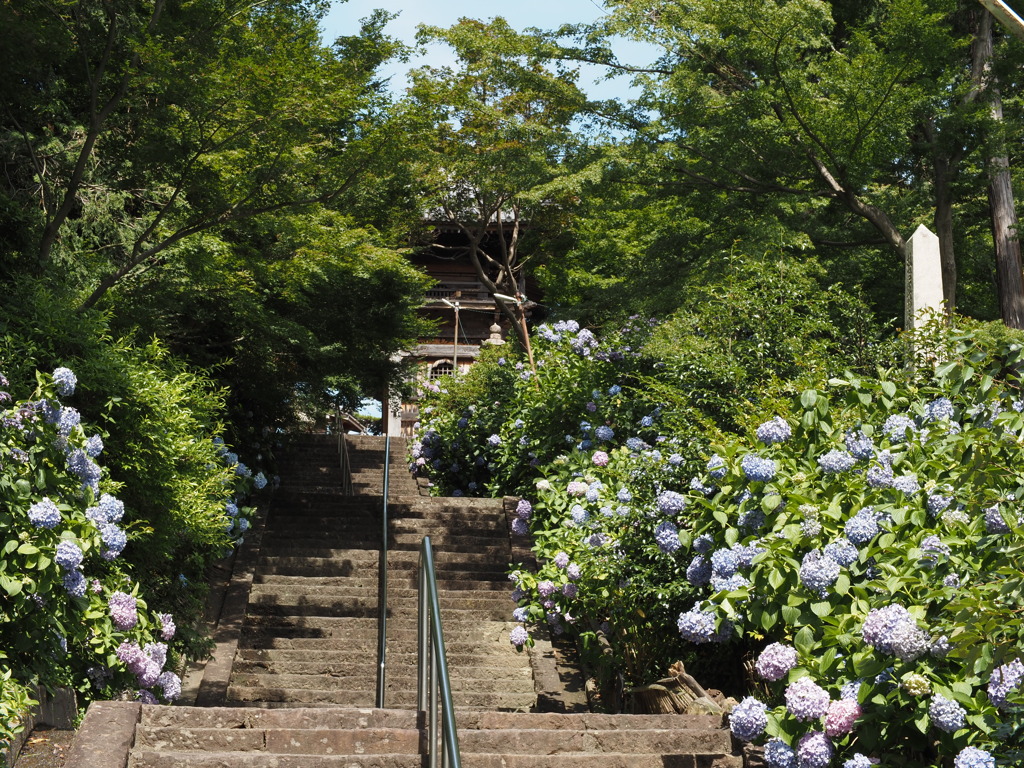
[905,224,944,329]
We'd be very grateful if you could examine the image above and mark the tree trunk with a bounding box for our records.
[977,12,1024,328]
[932,148,958,314]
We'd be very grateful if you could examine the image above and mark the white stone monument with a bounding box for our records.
[905,224,944,329]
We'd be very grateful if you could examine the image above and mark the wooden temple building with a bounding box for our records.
[383,221,530,436]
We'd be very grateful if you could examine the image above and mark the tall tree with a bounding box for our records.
[554,0,1024,324]
[407,18,594,350]
[0,1,409,310]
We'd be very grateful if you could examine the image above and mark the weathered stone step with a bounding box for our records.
[224,685,536,710]
[254,574,511,592]
[256,558,510,579]
[139,706,723,732]
[236,649,527,668]
[227,672,535,694]
[233,659,536,675]
[261,542,510,560]
[244,597,509,620]
[248,583,511,604]
[130,750,740,768]
[240,616,520,641]
[128,749,422,767]
[133,726,420,753]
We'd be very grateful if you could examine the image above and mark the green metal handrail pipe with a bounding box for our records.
[418,536,463,768]
[375,436,390,708]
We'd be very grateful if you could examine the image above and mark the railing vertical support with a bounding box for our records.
[375,436,391,708]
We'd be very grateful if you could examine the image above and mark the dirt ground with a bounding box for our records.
[11,727,75,768]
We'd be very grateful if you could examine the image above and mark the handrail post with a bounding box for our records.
[375,435,391,708]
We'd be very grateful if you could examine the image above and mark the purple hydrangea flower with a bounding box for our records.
[537,580,557,598]
[988,658,1024,709]
[954,747,995,768]
[56,406,81,436]
[677,606,717,644]
[840,679,862,701]
[509,626,529,647]
[741,454,776,483]
[844,755,873,768]
[706,454,726,480]
[595,425,614,441]
[100,523,127,560]
[984,505,1010,534]
[158,613,176,641]
[108,591,138,630]
[566,563,581,581]
[567,481,588,497]
[924,397,955,422]
[927,494,952,516]
[891,473,921,495]
[55,540,83,570]
[824,698,861,737]
[553,552,570,569]
[516,499,532,520]
[710,548,739,578]
[85,434,104,458]
[882,414,916,440]
[764,739,796,768]
[755,643,798,682]
[511,518,529,536]
[818,449,857,474]
[844,429,874,460]
[62,570,87,597]
[52,367,77,396]
[799,550,840,596]
[785,676,830,721]
[729,696,768,741]
[929,693,966,732]
[28,498,62,529]
[796,731,833,768]
[845,508,878,545]
[625,437,646,452]
[866,463,894,488]
[487,434,501,447]
[862,604,914,655]
[756,417,791,445]
[512,607,529,622]
[693,533,714,554]
[710,573,750,592]
[824,538,859,567]
[570,505,589,525]
[616,487,632,503]
[136,690,159,705]
[562,583,578,598]
[686,556,711,586]
[656,490,686,514]
[157,671,182,701]
[655,521,680,553]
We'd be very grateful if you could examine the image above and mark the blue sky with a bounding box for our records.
[318,0,655,100]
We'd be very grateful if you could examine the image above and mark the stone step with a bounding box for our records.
[248,583,511,604]
[240,616,521,640]
[224,686,536,710]
[236,649,526,668]
[232,659,532,679]
[133,726,420,754]
[140,706,723,732]
[256,558,510,579]
[129,751,741,768]
[253,575,512,592]
[244,597,509,620]
[227,672,535,695]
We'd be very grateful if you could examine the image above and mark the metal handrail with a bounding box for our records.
[336,410,353,497]
[375,436,391,708]
[418,536,462,768]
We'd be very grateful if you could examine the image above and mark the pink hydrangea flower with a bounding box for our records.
[592,451,609,467]
[824,698,861,737]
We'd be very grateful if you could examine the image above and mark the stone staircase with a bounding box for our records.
[65,433,743,768]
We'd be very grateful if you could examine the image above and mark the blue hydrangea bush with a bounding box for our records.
[671,339,1024,765]
[411,318,668,498]
[0,367,257,754]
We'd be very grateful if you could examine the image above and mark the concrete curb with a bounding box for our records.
[194,497,270,706]
[60,701,139,768]
[503,496,589,714]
